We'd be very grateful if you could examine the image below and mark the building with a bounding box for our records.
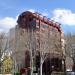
[10,11,65,75]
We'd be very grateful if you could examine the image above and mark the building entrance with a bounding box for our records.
[42,57,62,75]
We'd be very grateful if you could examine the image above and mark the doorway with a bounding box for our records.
[42,57,62,75]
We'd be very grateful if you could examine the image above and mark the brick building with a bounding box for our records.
[10,11,65,75]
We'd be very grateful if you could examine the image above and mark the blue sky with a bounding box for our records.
[0,0,75,34]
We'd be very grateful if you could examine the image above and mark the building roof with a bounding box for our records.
[17,11,61,32]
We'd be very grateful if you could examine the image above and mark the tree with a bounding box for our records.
[65,33,75,58]
[65,33,75,71]
[0,32,6,73]
[2,56,13,74]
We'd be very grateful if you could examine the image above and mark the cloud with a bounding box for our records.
[0,17,17,32]
[0,28,4,32]
[0,9,48,33]
[28,9,35,13]
[52,8,75,26]
[42,12,48,16]
[28,9,48,16]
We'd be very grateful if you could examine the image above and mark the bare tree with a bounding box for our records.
[65,33,75,71]
[65,33,75,58]
[0,32,6,73]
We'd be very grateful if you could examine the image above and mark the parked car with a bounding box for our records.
[51,71,75,75]
[66,71,75,75]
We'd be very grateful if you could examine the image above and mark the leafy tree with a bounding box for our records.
[2,56,13,74]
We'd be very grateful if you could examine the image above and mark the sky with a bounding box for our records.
[0,0,75,34]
